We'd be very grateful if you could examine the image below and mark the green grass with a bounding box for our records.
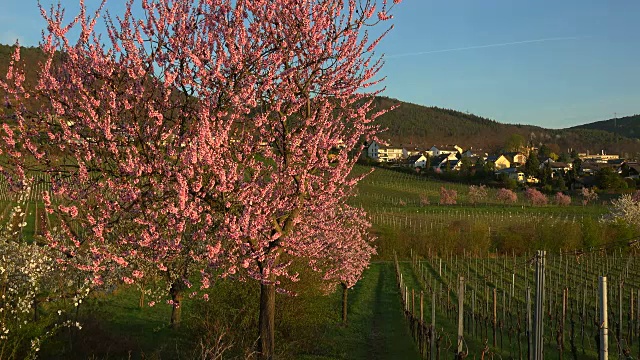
[34,263,421,360]
[297,263,421,360]
[352,164,607,214]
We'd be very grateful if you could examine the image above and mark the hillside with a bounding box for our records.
[570,114,640,140]
[373,97,640,156]
[2,43,639,157]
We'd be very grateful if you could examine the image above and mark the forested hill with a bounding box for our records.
[372,97,640,156]
[0,44,45,85]
[570,114,640,140]
[1,43,639,156]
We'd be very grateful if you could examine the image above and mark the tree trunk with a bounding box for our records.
[139,285,145,308]
[342,283,348,325]
[258,281,276,360]
[170,282,183,328]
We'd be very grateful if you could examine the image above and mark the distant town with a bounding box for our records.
[362,140,639,192]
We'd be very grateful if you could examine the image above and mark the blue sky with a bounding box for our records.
[1,1,639,128]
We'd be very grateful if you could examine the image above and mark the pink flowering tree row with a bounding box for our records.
[0,0,400,357]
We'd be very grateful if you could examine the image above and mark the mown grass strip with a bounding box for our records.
[298,263,421,359]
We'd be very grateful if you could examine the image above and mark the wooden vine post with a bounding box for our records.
[457,275,465,358]
[527,287,533,360]
[533,250,546,360]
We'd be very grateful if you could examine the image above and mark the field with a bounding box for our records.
[2,166,639,359]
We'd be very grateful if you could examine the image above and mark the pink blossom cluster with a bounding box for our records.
[525,188,548,206]
[496,188,518,204]
[581,187,598,206]
[554,192,571,206]
[439,187,457,205]
[0,0,398,307]
[467,185,488,205]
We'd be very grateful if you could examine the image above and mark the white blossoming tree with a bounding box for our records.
[0,189,88,359]
[605,192,640,231]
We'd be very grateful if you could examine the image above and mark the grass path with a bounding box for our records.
[300,262,421,359]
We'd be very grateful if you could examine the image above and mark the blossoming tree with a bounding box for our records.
[605,192,640,230]
[581,187,598,206]
[467,185,487,205]
[439,187,457,205]
[0,188,88,358]
[525,188,548,206]
[554,192,571,206]
[496,188,518,205]
[315,205,375,325]
[0,0,399,357]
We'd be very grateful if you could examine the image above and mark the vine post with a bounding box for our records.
[600,276,608,360]
[533,250,546,360]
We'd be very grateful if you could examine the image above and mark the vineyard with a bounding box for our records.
[2,166,639,359]
[393,245,640,359]
[358,165,640,359]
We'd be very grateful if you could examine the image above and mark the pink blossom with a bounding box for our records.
[0,0,398,350]
[525,188,548,206]
[468,185,488,205]
[439,187,457,205]
[581,187,598,205]
[554,192,571,206]
[496,188,518,204]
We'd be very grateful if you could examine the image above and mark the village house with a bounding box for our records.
[365,141,407,162]
[486,154,510,170]
[540,159,572,173]
[495,167,525,183]
[378,146,406,162]
[404,154,428,168]
[429,145,463,157]
[431,153,459,171]
[627,164,640,179]
[461,149,476,158]
[447,159,463,171]
[617,162,640,179]
[579,161,604,175]
[502,152,527,166]
[578,151,620,163]
[404,146,424,157]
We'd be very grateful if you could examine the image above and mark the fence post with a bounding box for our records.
[431,283,436,360]
[533,250,546,360]
[457,275,465,357]
[405,286,409,313]
[420,290,424,323]
[527,287,532,360]
[412,289,415,317]
[472,289,476,338]
[631,289,634,347]
[600,276,608,360]
[619,281,623,347]
[493,287,498,348]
